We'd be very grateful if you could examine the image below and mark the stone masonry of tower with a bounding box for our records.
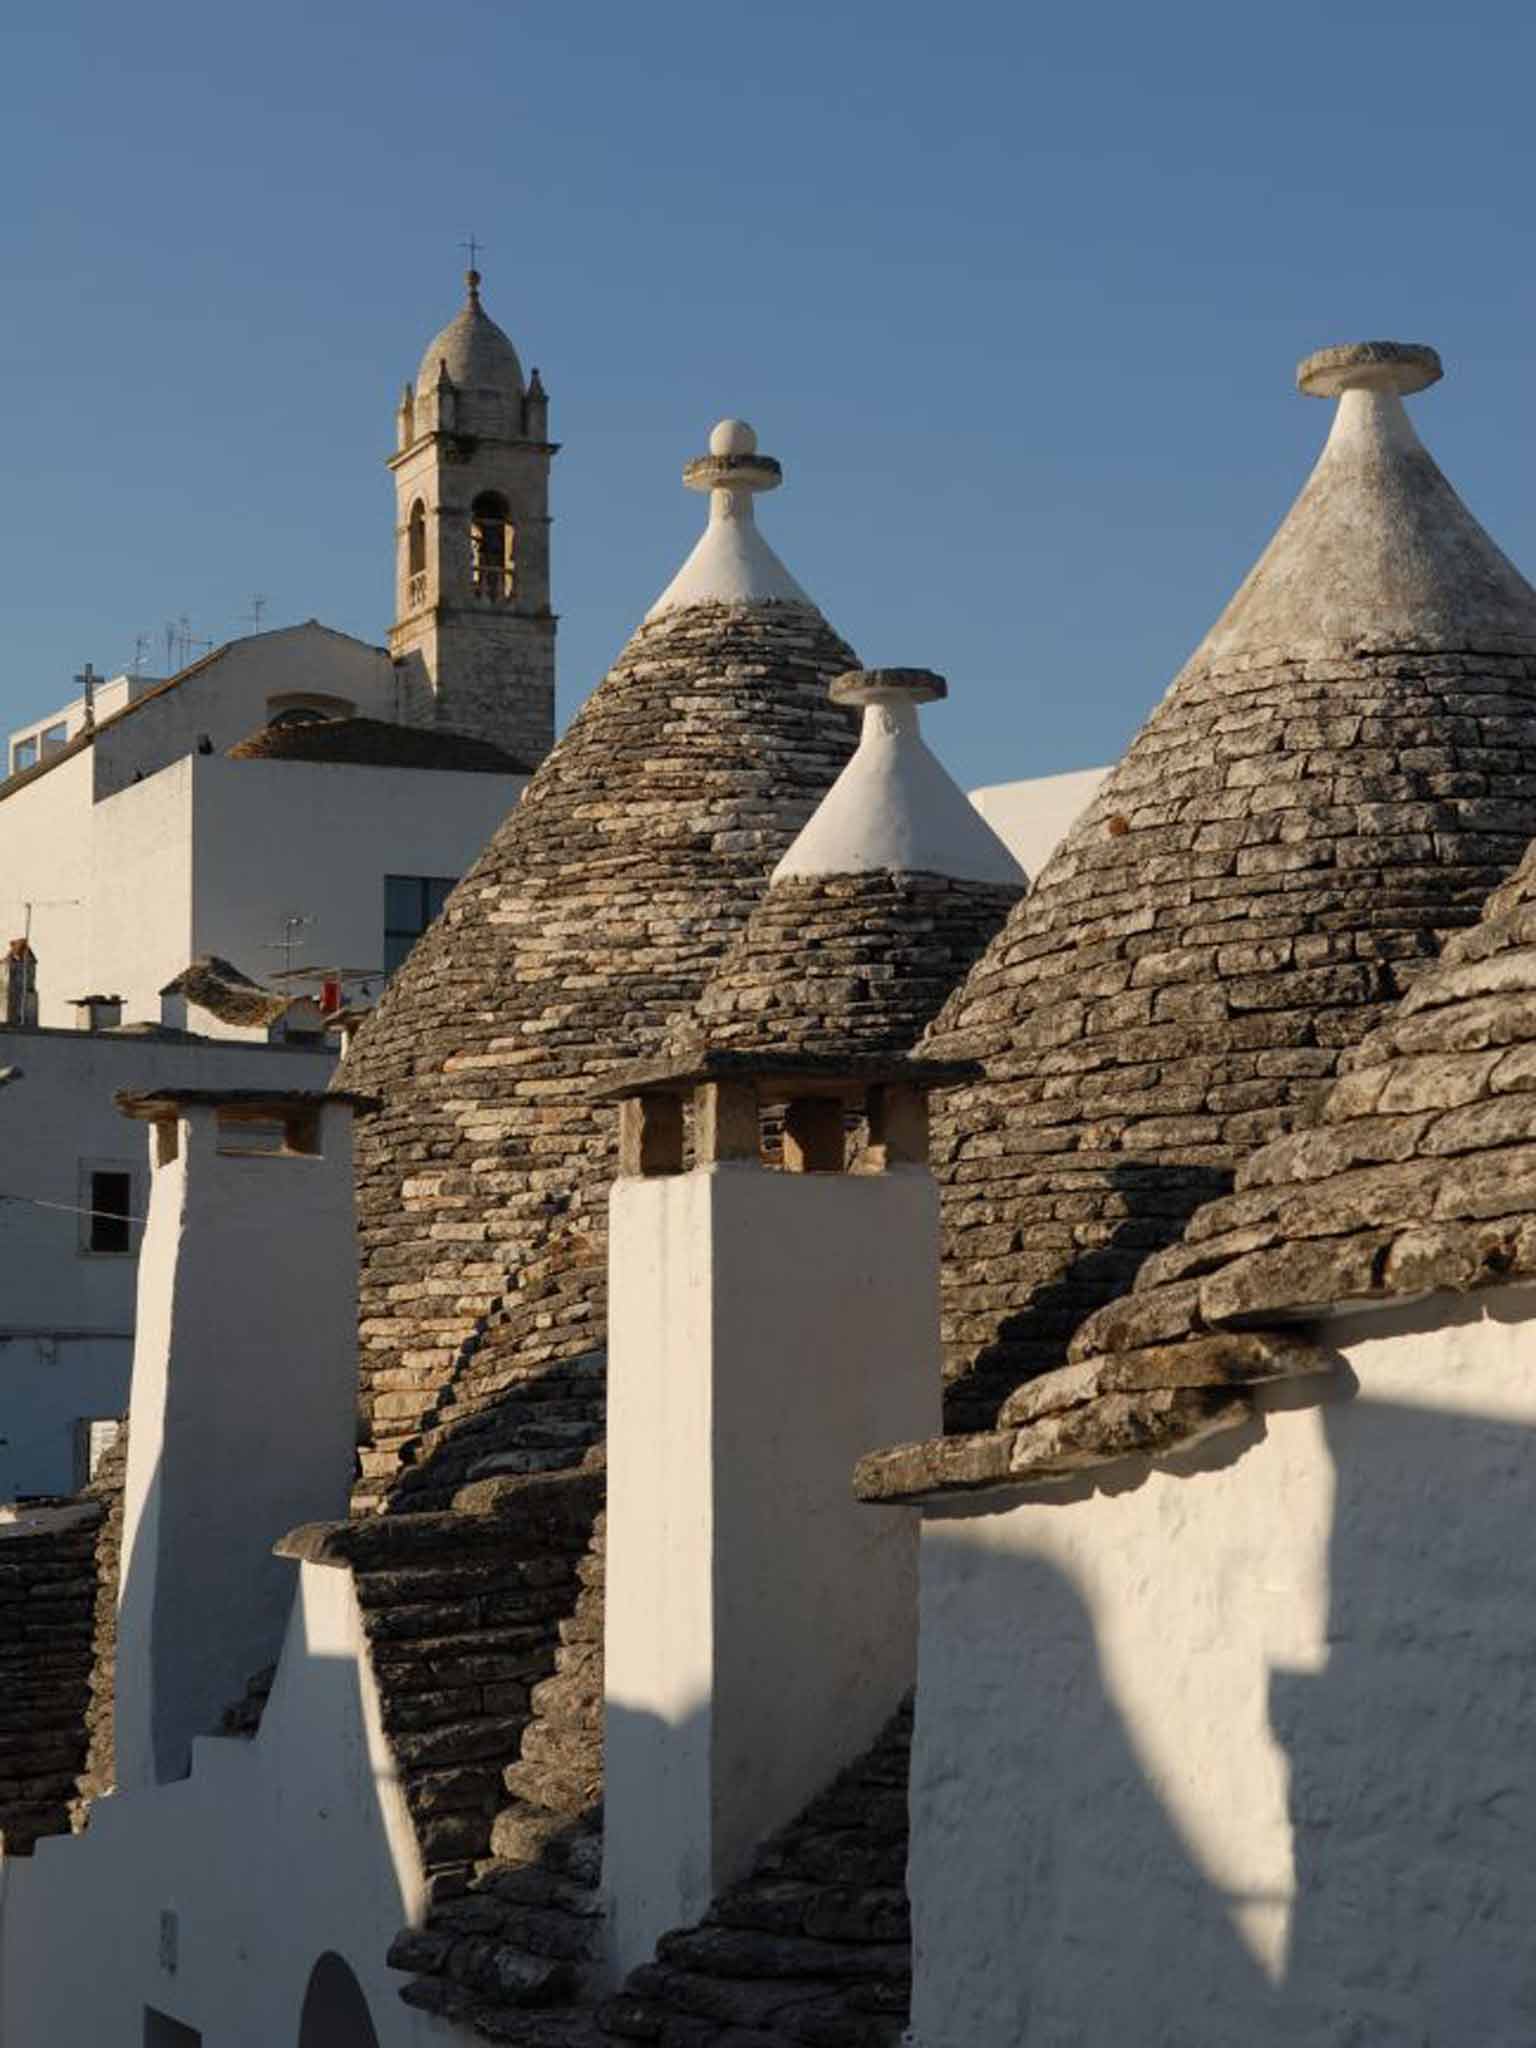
[388,270,556,768]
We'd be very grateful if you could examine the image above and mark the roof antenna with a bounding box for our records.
[244,593,268,633]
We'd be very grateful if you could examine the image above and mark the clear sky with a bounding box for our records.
[3,0,1534,793]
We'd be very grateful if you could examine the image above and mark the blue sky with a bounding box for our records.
[2,0,1534,792]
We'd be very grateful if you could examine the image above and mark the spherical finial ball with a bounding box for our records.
[709,419,758,457]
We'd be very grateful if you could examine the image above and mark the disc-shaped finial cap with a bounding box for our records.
[1297,341,1443,399]
[830,667,949,708]
[683,418,783,494]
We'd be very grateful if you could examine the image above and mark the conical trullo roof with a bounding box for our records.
[669,668,1026,1058]
[925,341,1536,1433]
[1070,826,1536,1345]
[342,418,858,1512]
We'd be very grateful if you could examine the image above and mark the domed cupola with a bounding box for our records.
[411,267,527,441]
[925,340,1536,1434]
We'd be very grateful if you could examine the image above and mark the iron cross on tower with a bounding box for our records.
[460,235,482,271]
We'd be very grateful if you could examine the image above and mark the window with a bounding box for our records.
[80,1164,137,1256]
[10,736,37,774]
[384,874,456,975]
[40,722,68,756]
[470,491,514,601]
[407,499,427,610]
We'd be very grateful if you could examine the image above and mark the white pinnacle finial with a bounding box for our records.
[645,417,818,619]
[775,670,1027,887]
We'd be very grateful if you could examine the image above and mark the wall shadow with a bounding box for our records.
[928,1369,1536,2042]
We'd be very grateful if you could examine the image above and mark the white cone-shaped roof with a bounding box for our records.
[646,419,819,619]
[775,670,1028,886]
[1194,341,1536,664]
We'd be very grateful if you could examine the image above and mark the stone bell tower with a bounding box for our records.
[388,268,556,767]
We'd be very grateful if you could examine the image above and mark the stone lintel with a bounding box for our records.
[115,1087,378,1121]
[593,1049,981,1108]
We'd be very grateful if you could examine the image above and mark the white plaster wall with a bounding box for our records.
[604,1164,939,1977]
[187,755,522,997]
[908,1284,1536,2047]
[0,1560,451,2048]
[89,759,196,1026]
[967,764,1108,879]
[117,1103,359,1789]
[0,748,97,1025]
[0,1029,333,1498]
[90,626,397,801]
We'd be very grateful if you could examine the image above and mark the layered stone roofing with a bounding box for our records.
[922,341,1536,1434]
[329,425,867,2027]
[669,670,1025,1060]
[1087,824,1536,1338]
[159,956,292,1028]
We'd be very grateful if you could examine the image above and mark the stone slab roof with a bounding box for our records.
[1055,824,1536,1346]
[228,715,530,775]
[920,344,1536,1436]
[158,956,293,1028]
[331,585,862,2025]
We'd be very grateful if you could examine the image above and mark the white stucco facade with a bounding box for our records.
[0,740,521,1031]
[603,1162,939,1979]
[905,1283,1536,2047]
[0,1028,332,1499]
[0,1558,449,2048]
[0,623,525,1029]
[967,763,1107,878]
[117,1097,361,1790]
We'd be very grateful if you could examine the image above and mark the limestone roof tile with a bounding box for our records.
[919,340,1536,1438]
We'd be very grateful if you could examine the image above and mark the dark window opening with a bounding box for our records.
[88,1170,133,1255]
[470,490,514,601]
[384,874,456,976]
[407,499,428,610]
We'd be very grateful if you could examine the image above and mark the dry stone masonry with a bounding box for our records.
[923,341,1536,1434]
[331,426,862,2028]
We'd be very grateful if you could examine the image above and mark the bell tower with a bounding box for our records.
[388,268,556,767]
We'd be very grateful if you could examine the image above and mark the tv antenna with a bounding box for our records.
[263,913,314,979]
[245,593,268,632]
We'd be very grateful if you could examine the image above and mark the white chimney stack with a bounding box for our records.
[600,1052,960,1978]
[113,1086,370,1788]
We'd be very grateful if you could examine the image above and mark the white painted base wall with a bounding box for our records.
[908,1284,1536,2047]
[604,1163,939,1979]
[0,1028,334,1500]
[0,1561,454,2048]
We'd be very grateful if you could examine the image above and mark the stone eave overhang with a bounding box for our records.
[594,1048,982,1106]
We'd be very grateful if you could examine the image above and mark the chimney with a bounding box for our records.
[71,993,122,1033]
[599,1050,964,1977]
[2,941,37,1027]
[112,1086,371,1789]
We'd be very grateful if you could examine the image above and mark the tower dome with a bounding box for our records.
[925,341,1536,1434]
[413,269,526,439]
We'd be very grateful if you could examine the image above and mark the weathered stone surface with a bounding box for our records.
[1000,1331,1323,1427]
[922,371,1536,1432]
